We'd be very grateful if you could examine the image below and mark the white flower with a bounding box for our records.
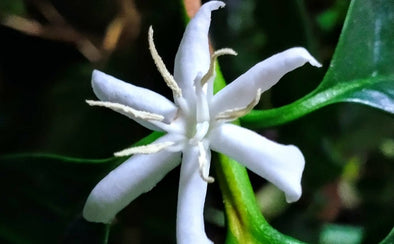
[82,1,321,243]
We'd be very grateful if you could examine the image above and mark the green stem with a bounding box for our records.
[215,154,305,244]
[241,90,327,128]
[103,224,110,244]
[240,76,390,129]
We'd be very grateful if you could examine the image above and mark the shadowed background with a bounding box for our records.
[0,0,393,243]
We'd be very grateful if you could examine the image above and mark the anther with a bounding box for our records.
[200,48,237,86]
[148,26,182,97]
[114,141,175,157]
[215,88,262,121]
[86,100,164,121]
[198,142,215,183]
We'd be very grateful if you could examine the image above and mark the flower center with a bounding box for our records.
[88,28,245,183]
[189,121,209,145]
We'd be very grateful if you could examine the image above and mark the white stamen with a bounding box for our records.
[148,26,182,97]
[198,142,214,183]
[114,141,175,157]
[200,48,237,86]
[215,88,262,121]
[86,100,164,121]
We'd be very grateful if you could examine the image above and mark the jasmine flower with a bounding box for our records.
[83,1,321,243]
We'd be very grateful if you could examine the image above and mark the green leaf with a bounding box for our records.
[380,227,394,244]
[319,224,363,244]
[0,0,25,15]
[241,0,394,128]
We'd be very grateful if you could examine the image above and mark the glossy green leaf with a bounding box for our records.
[241,0,394,128]
[319,224,363,244]
[380,227,394,244]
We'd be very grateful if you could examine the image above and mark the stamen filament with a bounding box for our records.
[86,100,164,121]
[148,26,182,97]
[200,48,237,86]
[114,141,175,157]
[215,88,262,121]
[198,142,214,183]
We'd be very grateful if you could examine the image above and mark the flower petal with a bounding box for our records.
[92,70,177,124]
[174,1,225,99]
[211,47,321,115]
[83,135,181,223]
[209,123,305,202]
[177,145,212,244]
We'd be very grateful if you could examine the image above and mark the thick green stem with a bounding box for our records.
[241,76,391,129]
[215,154,305,244]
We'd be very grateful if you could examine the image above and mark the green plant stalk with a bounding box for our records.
[215,154,305,244]
[241,75,393,129]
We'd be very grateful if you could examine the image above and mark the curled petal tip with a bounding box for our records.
[204,1,225,9]
[291,47,322,67]
[311,59,322,68]
[91,69,106,81]
[91,70,104,86]
[174,0,226,96]
[282,144,304,203]
[308,56,322,68]
[285,190,302,203]
[92,69,101,75]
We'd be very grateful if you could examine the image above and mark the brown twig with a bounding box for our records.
[1,0,141,63]
[183,0,201,19]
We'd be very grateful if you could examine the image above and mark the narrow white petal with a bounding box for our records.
[209,123,305,202]
[177,145,212,244]
[174,1,225,99]
[91,70,177,123]
[211,47,321,115]
[83,135,181,223]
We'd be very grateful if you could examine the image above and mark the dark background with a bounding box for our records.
[0,0,393,243]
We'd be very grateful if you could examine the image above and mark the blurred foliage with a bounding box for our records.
[0,0,393,243]
[0,0,26,16]
[319,224,363,244]
[0,153,117,243]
